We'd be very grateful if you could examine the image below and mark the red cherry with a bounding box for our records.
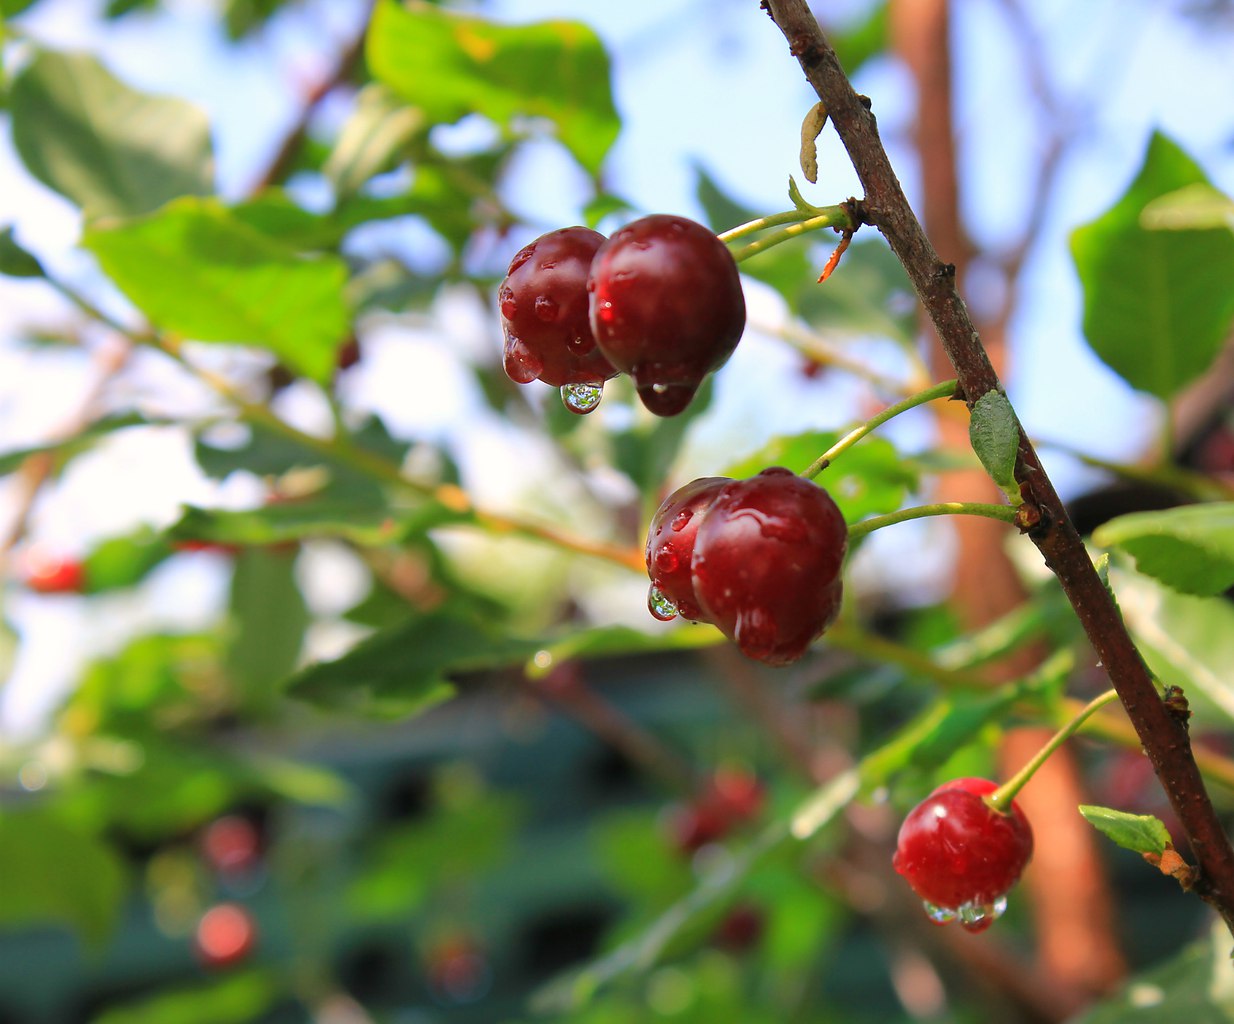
[588,214,745,416]
[691,468,847,665]
[201,815,262,876]
[892,777,1033,933]
[498,226,617,412]
[712,902,766,953]
[24,555,85,594]
[195,903,257,968]
[667,768,765,855]
[645,476,730,621]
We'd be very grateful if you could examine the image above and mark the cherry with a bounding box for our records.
[588,214,745,416]
[194,903,257,969]
[498,226,618,413]
[892,777,1033,933]
[24,554,86,594]
[200,814,262,877]
[691,468,847,665]
[667,767,765,855]
[645,476,730,621]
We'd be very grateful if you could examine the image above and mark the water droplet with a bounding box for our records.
[499,288,518,320]
[652,383,668,394]
[671,510,692,532]
[990,894,1008,919]
[503,340,542,384]
[922,901,956,925]
[568,333,590,351]
[654,547,679,574]
[561,382,603,414]
[956,900,994,933]
[648,585,678,621]
[534,295,558,321]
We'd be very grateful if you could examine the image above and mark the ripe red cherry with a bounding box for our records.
[892,777,1033,933]
[194,903,257,969]
[691,468,847,666]
[645,476,730,621]
[666,767,765,854]
[588,214,745,416]
[498,226,618,414]
[24,554,86,594]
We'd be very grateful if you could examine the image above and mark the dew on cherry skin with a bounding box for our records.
[648,585,679,621]
[671,510,692,532]
[560,382,603,414]
[534,295,559,321]
[653,546,679,575]
[503,338,543,384]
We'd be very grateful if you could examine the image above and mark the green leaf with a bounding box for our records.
[1078,804,1171,856]
[1071,132,1234,400]
[286,605,542,717]
[0,225,44,277]
[368,0,620,176]
[83,197,349,382]
[90,971,278,1024]
[1141,183,1234,231]
[324,83,425,201]
[1072,920,1234,1023]
[722,432,920,522]
[968,390,1021,499]
[226,547,308,713]
[1094,503,1234,596]
[0,810,126,947]
[82,528,174,592]
[9,49,213,219]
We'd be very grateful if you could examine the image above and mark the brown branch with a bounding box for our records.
[761,0,1234,936]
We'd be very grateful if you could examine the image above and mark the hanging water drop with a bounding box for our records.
[561,382,603,414]
[648,585,679,621]
[922,901,956,925]
[956,900,994,933]
[989,894,1008,920]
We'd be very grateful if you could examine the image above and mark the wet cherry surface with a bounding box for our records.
[645,476,730,622]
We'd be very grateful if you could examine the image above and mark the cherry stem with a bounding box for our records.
[726,206,855,263]
[847,501,1016,543]
[801,378,959,479]
[988,689,1121,813]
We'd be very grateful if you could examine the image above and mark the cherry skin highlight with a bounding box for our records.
[645,476,730,621]
[893,777,1033,933]
[498,226,617,401]
[588,214,745,416]
[690,468,847,665]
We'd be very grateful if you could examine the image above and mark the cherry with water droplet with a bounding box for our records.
[892,777,1033,933]
[588,214,745,416]
[645,476,730,622]
[498,226,618,408]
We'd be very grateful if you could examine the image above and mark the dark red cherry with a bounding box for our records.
[588,214,745,416]
[645,476,730,621]
[892,777,1033,933]
[498,227,617,412]
[691,468,847,665]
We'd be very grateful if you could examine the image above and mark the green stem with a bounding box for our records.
[801,378,958,478]
[847,501,1016,543]
[988,688,1120,812]
[718,207,827,244]
[729,206,854,263]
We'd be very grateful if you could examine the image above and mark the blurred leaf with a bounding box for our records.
[84,197,349,382]
[0,225,44,277]
[592,810,692,907]
[9,49,213,218]
[695,164,757,234]
[90,971,278,1024]
[1072,920,1234,1023]
[0,810,125,947]
[286,604,541,717]
[83,529,174,593]
[368,0,619,176]
[1141,183,1234,231]
[103,0,159,16]
[1078,805,1171,856]
[2,0,43,17]
[583,193,636,230]
[226,547,308,713]
[1071,132,1234,400]
[613,377,717,502]
[828,1,889,75]
[324,83,425,200]
[968,390,1021,499]
[1111,565,1234,727]
[1094,503,1234,596]
[228,189,340,249]
[798,237,916,342]
[722,432,920,522]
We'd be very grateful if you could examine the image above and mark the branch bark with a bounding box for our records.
[761,0,1234,936]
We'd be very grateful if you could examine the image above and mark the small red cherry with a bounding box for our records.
[24,554,85,594]
[195,903,257,968]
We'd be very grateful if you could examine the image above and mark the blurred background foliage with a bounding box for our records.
[1,0,1234,1022]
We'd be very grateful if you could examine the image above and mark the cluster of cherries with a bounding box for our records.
[498,214,745,416]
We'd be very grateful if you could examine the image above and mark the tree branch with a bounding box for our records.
[761,0,1234,936]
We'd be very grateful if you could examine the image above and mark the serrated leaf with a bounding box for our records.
[286,605,542,717]
[324,83,425,200]
[1094,503,1234,596]
[368,0,619,176]
[0,225,43,277]
[1071,132,1234,400]
[1079,804,1171,856]
[968,390,1021,498]
[722,431,920,523]
[0,811,126,947]
[9,49,213,219]
[84,197,349,382]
